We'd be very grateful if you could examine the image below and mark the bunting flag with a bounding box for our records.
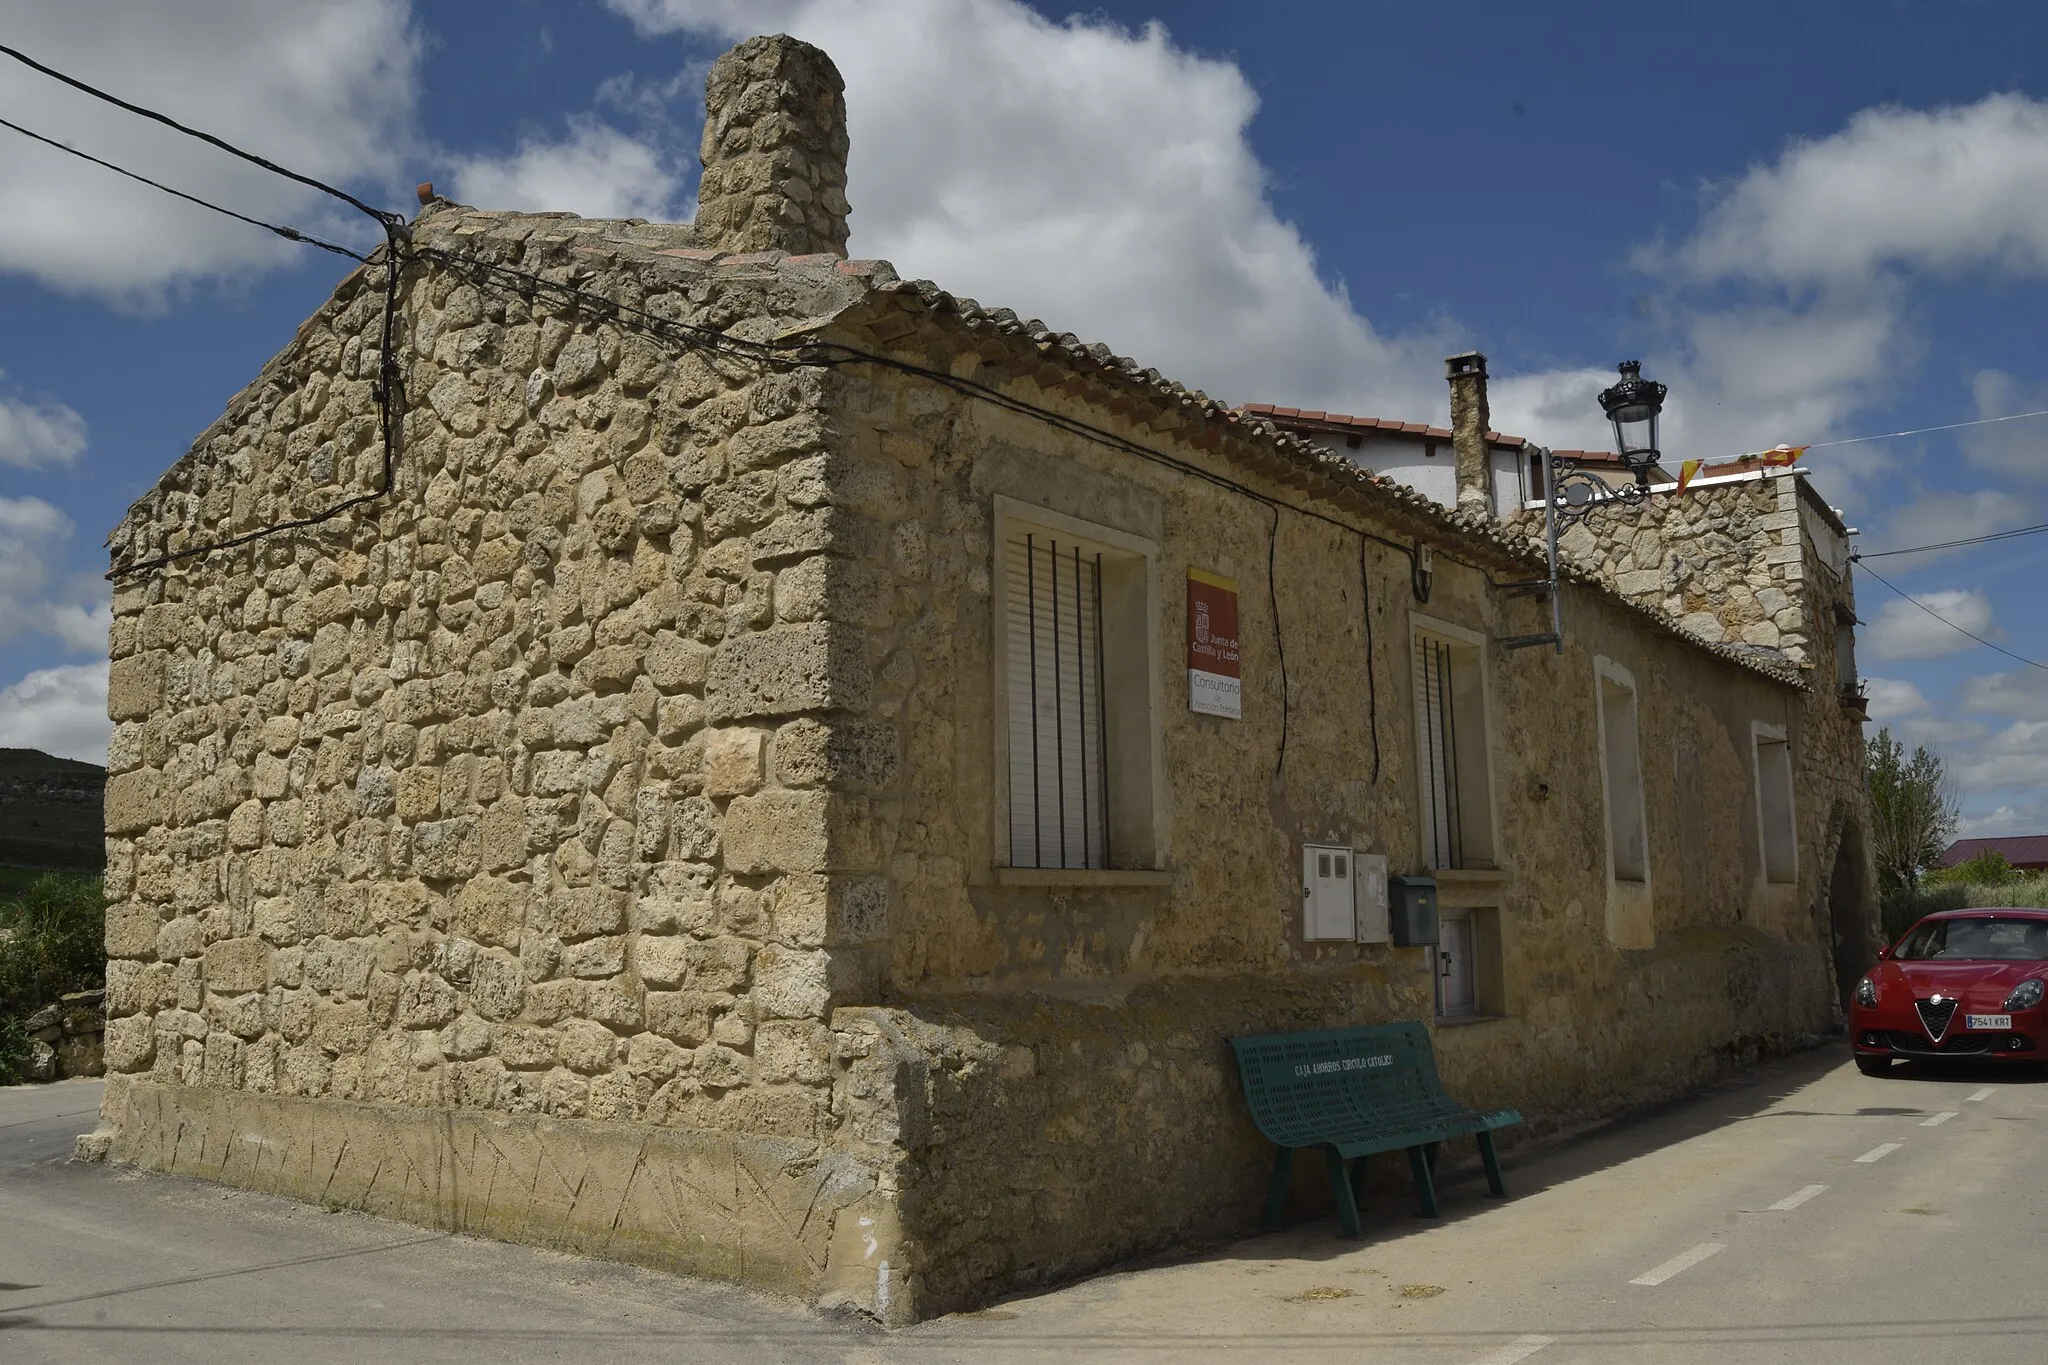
[1675,458,1705,493]
[1758,443,1807,467]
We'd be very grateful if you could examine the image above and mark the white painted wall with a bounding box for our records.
[1309,432,1525,515]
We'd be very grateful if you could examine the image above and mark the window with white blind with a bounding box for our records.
[1412,621,1496,870]
[1596,660,1647,883]
[1754,723,1797,884]
[1005,528,1109,868]
[994,501,1159,872]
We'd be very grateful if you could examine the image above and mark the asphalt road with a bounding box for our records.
[4,1050,2043,1363]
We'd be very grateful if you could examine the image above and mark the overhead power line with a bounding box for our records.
[1856,562,2047,672]
[0,113,369,261]
[0,41,405,232]
[1806,408,2048,452]
[1854,520,2048,561]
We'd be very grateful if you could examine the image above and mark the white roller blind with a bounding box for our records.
[1415,635,1462,869]
[1006,527,1107,868]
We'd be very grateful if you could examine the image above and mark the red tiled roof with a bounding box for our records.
[1940,835,2048,869]
[1238,403,1622,464]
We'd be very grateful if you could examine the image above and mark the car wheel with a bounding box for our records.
[1854,1054,1893,1077]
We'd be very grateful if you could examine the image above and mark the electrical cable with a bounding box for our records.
[1855,563,2048,672]
[1853,521,2048,561]
[1804,409,2048,451]
[1268,504,1288,787]
[107,245,407,578]
[1359,536,1382,784]
[0,41,406,232]
[0,113,369,262]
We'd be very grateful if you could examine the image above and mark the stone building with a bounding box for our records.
[89,34,1873,1323]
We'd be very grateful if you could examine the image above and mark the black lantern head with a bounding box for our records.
[1598,360,1666,484]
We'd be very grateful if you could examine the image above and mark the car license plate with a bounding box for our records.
[1966,1013,2011,1030]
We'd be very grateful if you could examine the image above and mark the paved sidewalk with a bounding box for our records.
[7,1051,2045,1363]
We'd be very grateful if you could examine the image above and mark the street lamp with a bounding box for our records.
[1501,361,1670,653]
[1597,360,1667,487]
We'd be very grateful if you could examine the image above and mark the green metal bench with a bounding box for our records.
[1229,1021,1523,1237]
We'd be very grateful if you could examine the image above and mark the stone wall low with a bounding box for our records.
[95,213,917,1319]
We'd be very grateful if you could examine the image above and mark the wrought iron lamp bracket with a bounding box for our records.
[1500,448,1655,655]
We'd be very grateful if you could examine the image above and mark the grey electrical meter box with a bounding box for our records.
[1388,874,1439,947]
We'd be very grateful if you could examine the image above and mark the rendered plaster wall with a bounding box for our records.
[95,212,925,1320]
[799,315,1864,1312]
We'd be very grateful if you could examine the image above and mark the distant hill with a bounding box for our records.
[0,748,105,871]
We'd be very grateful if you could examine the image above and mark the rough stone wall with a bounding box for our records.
[695,35,851,257]
[96,209,921,1317]
[1545,472,1817,660]
[782,297,1860,1314]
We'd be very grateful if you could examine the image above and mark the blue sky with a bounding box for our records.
[1,0,2045,832]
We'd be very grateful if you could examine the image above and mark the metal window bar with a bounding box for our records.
[1417,637,1464,868]
[1007,530,1107,868]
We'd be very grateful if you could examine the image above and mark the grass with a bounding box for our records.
[1881,876,2048,942]
[0,871,106,1084]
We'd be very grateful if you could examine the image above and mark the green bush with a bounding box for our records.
[1925,850,2012,886]
[0,873,106,1082]
[1879,876,2048,945]
[0,871,105,1009]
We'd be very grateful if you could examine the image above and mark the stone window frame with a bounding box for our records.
[989,495,1166,877]
[1408,612,1500,872]
[1752,721,1799,885]
[1594,656,1655,949]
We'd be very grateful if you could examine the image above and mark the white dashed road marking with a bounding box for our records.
[1855,1143,1902,1163]
[1921,1111,1958,1127]
[1467,1335,1555,1365]
[1768,1183,1828,1211]
[1630,1243,1726,1286]
[1967,1087,1995,1102]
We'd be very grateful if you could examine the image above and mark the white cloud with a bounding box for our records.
[0,382,87,468]
[0,0,421,304]
[0,495,109,653]
[1960,668,2048,720]
[1964,370,2048,481]
[1954,718,2048,792]
[603,0,1449,420]
[1861,488,2038,562]
[1864,587,1998,661]
[1862,677,1929,723]
[448,114,686,221]
[1663,94,2048,289]
[0,662,109,765]
[1959,803,2048,838]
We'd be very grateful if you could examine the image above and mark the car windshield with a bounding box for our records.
[1894,917,2048,962]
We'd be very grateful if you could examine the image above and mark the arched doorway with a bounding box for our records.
[1827,818,1874,1013]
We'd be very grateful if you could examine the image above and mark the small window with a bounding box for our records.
[1413,623,1496,869]
[1754,725,1797,884]
[1004,528,1108,868]
[995,500,1158,871]
[1436,917,1477,1019]
[1434,907,1503,1021]
[1597,664,1647,883]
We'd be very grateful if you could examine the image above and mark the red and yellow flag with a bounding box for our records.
[1758,444,1807,467]
[1675,458,1705,493]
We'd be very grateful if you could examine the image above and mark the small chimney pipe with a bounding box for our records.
[1445,352,1492,516]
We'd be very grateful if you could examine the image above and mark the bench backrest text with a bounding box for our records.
[1229,1022,1452,1148]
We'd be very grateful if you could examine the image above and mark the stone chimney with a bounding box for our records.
[695,34,851,257]
[1445,351,1492,516]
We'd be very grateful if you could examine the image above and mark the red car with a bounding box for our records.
[1851,908,2048,1074]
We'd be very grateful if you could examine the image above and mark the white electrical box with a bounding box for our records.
[1354,852,1390,943]
[1303,845,1352,940]
[1302,846,1390,943]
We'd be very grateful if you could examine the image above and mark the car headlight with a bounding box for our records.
[1855,975,1879,1009]
[2003,978,2045,1011]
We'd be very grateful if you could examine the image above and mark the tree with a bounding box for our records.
[1866,729,1959,894]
